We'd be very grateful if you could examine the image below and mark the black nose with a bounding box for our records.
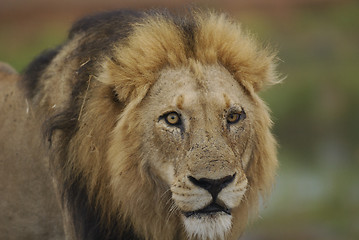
[188,174,236,200]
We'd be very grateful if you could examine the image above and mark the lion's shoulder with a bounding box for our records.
[0,61,64,239]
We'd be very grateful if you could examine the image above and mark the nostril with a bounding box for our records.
[188,173,236,200]
[188,176,213,190]
[221,173,236,188]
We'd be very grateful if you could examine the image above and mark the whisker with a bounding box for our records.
[165,202,179,224]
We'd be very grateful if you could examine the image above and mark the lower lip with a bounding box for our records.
[183,210,231,218]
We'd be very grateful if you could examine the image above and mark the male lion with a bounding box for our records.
[0,10,279,240]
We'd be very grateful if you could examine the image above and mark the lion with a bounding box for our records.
[0,9,279,240]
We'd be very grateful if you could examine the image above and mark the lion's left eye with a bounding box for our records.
[164,112,181,126]
[227,110,246,124]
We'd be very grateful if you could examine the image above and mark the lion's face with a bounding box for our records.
[140,63,256,239]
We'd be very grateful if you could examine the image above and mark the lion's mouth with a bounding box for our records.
[183,202,231,218]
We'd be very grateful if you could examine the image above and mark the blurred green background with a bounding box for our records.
[0,0,358,239]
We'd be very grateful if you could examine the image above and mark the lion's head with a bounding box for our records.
[27,10,279,240]
[97,12,278,240]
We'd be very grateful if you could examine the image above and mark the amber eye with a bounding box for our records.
[227,110,246,124]
[165,112,181,126]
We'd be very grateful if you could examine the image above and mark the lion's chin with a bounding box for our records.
[182,212,232,240]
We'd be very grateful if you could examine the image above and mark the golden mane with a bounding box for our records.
[101,11,278,102]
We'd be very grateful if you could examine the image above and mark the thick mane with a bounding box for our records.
[22,48,61,99]
[19,9,278,240]
[22,10,144,102]
[21,10,149,240]
[101,10,278,102]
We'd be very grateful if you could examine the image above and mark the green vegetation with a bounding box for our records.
[0,22,67,72]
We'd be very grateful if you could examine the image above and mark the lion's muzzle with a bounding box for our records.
[183,174,236,217]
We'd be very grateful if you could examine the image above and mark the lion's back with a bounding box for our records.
[0,64,64,239]
[0,12,145,239]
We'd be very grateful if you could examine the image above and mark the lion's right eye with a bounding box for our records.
[164,112,181,126]
[227,113,241,124]
[227,109,246,125]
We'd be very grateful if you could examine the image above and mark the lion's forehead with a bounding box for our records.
[153,64,247,110]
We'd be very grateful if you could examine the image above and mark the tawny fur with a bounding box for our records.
[0,10,279,240]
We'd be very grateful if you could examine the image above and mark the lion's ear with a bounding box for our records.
[239,57,281,93]
[99,58,151,103]
[243,59,281,92]
[191,12,281,93]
